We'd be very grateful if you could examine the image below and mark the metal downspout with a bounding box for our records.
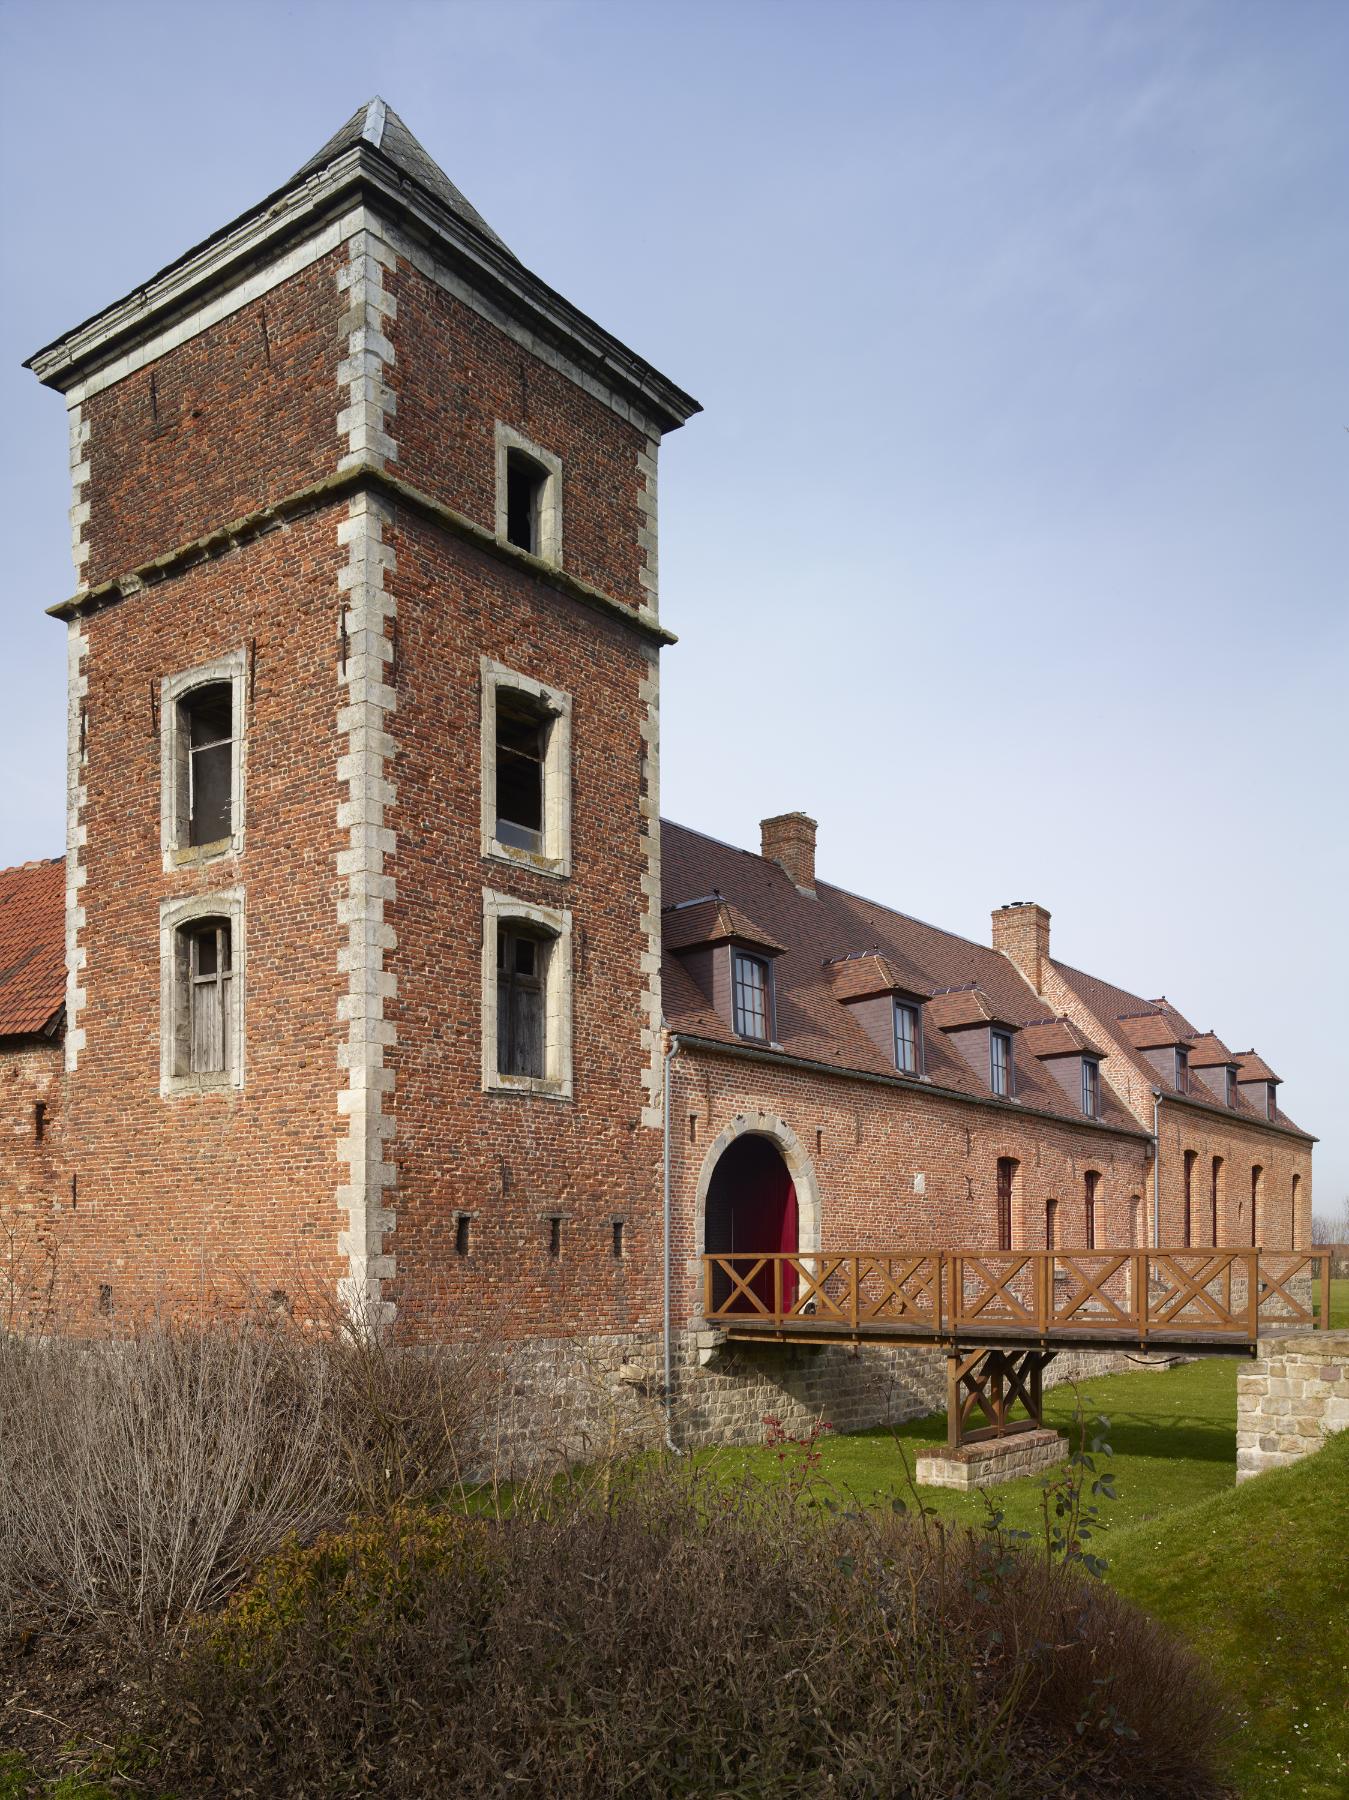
[1152,1088,1162,1249]
[662,1031,683,1454]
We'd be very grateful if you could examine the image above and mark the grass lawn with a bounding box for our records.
[1109,1424,1348,1800]
[698,1354,1246,1539]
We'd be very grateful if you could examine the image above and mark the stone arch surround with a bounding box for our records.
[692,1110,823,1265]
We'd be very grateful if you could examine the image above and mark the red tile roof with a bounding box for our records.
[1116,1010,1185,1050]
[1051,960,1307,1137]
[1020,1017,1105,1061]
[825,952,930,1003]
[660,822,1139,1132]
[0,859,65,1038]
[1185,1031,1238,1068]
[926,986,1019,1032]
[661,895,785,957]
[1236,1051,1280,1086]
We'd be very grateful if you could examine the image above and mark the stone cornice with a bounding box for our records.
[45,462,677,649]
[24,148,700,438]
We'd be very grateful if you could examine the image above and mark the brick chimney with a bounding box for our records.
[761,812,817,897]
[992,901,1051,996]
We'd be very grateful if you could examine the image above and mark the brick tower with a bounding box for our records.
[26,99,699,1335]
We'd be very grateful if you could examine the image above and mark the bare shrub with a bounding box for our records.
[149,1461,1229,1799]
[0,1311,497,1647]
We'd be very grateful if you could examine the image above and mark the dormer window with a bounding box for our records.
[1081,1057,1100,1119]
[1224,1066,1236,1107]
[1174,1048,1188,1093]
[1267,1085,1277,1121]
[991,1029,1013,1096]
[894,1000,920,1074]
[732,951,771,1042]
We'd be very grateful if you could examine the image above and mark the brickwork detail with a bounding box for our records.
[336,491,399,1326]
[1236,1330,1349,1480]
[63,621,88,1071]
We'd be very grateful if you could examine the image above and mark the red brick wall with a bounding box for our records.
[60,516,349,1322]
[385,261,651,609]
[667,1046,1154,1321]
[382,510,660,1341]
[80,251,345,587]
[1157,1105,1311,1251]
[0,1039,66,1328]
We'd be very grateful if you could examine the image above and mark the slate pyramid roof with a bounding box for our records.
[292,98,512,254]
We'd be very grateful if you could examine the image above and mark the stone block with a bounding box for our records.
[916,1429,1068,1492]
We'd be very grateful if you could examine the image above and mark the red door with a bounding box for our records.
[706,1136,799,1314]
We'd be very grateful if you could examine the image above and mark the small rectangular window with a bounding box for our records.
[990,1030,1012,1096]
[1225,1067,1236,1107]
[177,917,232,1076]
[506,450,547,555]
[894,1002,919,1074]
[1174,1048,1188,1093]
[612,1220,624,1259]
[1081,1058,1100,1118]
[181,683,233,847]
[497,927,547,1079]
[495,692,547,853]
[1045,1197,1057,1252]
[732,952,770,1041]
[33,1100,46,1144]
[455,1214,471,1257]
[548,1215,562,1258]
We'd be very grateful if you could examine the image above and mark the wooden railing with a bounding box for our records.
[702,1248,1331,1344]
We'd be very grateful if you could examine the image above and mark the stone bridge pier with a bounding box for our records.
[1236,1332,1349,1481]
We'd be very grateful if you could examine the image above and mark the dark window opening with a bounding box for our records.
[688,1112,698,1144]
[181,683,233,846]
[612,1220,624,1259]
[1250,1166,1261,1247]
[178,917,232,1075]
[1211,1156,1222,1246]
[505,449,546,554]
[894,1001,919,1074]
[732,952,770,1041]
[1084,1169,1100,1249]
[1268,1085,1278,1121]
[1225,1067,1237,1107]
[1183,1149,1197,1247]
[996,1157,1016,1251]
[496,926,547,1079]
[495,691,548,852]
[33,1100,46,1144]
[455,1214,471,1257]
[1045,1197,1057,1251]
[990,1031,1012,1097]
[1174,1048,1188,1094]
[97,1282,113,1316]
[1081,1058,1100,1118]
[548,1215,562,1258]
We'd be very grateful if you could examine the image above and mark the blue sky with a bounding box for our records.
[1,0,1345,1212]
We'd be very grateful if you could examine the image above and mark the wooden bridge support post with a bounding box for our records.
[946,1347,1059,1449]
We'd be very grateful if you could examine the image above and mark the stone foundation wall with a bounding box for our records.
[477,1328,1155,1474]
[1236,1331,1349,1481]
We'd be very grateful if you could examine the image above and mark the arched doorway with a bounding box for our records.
[704,1134,799,1314]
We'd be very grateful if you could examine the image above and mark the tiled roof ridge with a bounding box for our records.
[660,820,1001,960]
[1,855,63,875]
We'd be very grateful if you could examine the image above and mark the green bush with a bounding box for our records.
[151,1464,1228,1799]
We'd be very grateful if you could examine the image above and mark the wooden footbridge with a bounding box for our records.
[701,1248,1332,1447]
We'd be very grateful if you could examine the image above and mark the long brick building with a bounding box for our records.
[1,102,1314,1442]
